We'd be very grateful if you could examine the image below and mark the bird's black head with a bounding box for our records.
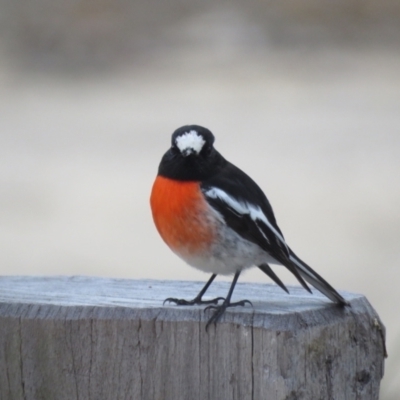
[158,125,226,181]
[171,125,215,157]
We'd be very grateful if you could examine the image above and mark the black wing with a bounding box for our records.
[201,161,348,305]
[201,161,311,292]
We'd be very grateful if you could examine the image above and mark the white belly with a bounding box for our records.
[174,220,279,275]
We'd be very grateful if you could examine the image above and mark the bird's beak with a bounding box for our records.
[182,148,194,157]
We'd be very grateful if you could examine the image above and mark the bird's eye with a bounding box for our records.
[201,144,212,156]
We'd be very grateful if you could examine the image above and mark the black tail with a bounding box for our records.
[289,251,349,306]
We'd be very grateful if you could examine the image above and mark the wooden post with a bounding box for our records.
[0,276,386,400]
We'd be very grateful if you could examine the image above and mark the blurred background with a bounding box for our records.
[0,0,399,397]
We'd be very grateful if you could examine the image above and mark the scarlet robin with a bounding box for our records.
[150,125,348,329]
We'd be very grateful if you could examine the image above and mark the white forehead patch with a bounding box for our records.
[175,130,206,154]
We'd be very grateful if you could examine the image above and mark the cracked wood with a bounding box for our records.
[0,276,386,400]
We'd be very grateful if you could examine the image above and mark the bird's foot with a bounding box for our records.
[163,296,225,306]
[204,299,253,331]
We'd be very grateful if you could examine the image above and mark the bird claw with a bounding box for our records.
[205,299,253,331]
[163,296,225,306]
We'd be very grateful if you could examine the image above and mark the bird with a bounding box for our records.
[150,125,348,329]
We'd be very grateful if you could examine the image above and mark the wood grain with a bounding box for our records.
[0,276,386,400]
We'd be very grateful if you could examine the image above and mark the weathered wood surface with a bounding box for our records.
[0,276,386,400]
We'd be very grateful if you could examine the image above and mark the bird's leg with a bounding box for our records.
[205,272,252,330]
[164,274,224,306]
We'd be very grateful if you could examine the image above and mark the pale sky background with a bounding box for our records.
[0,1,399,397]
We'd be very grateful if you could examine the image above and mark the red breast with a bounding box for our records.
[150,176,216,257]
